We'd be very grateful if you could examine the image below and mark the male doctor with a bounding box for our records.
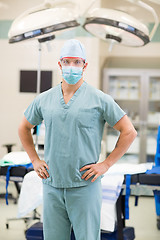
[18,39,137,240]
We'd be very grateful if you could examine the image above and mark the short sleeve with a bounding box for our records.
[24,97,43,126]
[103,94,126,127]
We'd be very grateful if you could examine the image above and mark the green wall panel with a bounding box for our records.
[0,20,12,39]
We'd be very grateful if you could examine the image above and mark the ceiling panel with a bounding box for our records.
[101,0,160,23]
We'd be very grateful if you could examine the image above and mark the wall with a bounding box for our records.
[100,41,160,69]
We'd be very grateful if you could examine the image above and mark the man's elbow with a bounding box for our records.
[130,128,137,141]
[18,117,33,136]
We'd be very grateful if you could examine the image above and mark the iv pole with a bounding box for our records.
[35,41,42,152]
[35,35,55,153]
[37,42,42,96]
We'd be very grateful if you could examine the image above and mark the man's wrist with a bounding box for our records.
[103,158,111,170]
[30,157,39,164]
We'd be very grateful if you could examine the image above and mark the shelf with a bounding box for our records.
[106,135,140,154]
[149,99,160,102]
[147,123,159,128]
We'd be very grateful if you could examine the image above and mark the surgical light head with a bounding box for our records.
[60,39,86,61]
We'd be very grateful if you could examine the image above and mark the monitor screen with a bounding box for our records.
[20,70,52,93]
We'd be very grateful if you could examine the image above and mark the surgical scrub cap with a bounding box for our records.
[60,39,86,61]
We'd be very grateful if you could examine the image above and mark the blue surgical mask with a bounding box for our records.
[62,66,83,85]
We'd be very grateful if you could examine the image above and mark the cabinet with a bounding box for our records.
[102,69,160,163]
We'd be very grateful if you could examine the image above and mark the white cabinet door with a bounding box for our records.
[102,68,160,163]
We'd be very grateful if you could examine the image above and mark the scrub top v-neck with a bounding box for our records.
[59,81,85,109]
[24,82,126,188]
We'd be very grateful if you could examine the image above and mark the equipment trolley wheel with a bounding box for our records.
[6,223,9,229]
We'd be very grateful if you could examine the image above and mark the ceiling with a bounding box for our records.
[101,0,160,23]
[0,0,160,23]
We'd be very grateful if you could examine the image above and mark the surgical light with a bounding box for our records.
[83,8,150,47]
[8,0,159,48]
[8,6,79,43]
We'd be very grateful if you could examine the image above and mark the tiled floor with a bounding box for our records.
[125,196,160,240]
[0,181,160,240]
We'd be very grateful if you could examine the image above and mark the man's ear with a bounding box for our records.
[83,62,88,71]
[58,61,62,70]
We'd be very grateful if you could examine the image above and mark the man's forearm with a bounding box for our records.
[103,128,137,168]
[18,126,40,163]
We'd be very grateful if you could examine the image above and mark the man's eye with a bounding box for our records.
[63,60,69,64]
[75,61,80,64]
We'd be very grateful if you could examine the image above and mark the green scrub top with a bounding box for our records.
[24,81,126,188]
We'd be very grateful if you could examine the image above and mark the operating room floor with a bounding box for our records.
[0,181,160,240]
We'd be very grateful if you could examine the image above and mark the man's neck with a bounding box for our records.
[61,78,84,95]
